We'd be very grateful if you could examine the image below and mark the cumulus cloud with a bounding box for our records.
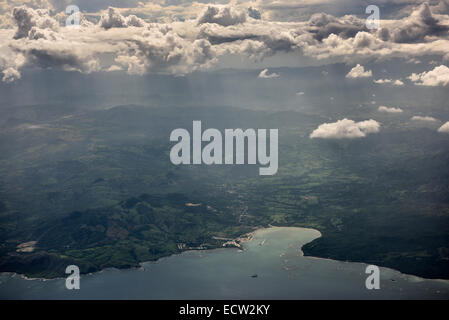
[1,2,449,83]
[258,68,279,78]
[12,5,59,39]
[1,5,218,81]
[408,65,449,86]
[374,78,393,84]
[0,0,54,28]
[106,64,122,72]
[411,116,438,121]
[99,7,145,29]
[378,106,403,113]
[374,78,404,86]
[1,7,100,76]
[310,119,380,139]
[438,121,449,133]
[307,12,366,41]
[388,3,449,43]
[1,66,21,83]
[346,64,372,78]
[0,38,26,82]
[197,5,247,26]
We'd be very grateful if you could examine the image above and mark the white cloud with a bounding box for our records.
[374,78,404,86]
[1,3,449,82]
[408,65,449,86]
[310,118,380,139]
[0,6,219,81]
[0,43,25,82]
[388,3,449,43]
[374,78,392,84]
[411,116,438,122]
[296,91,304,96]
[12,5,59,39]
[99,7,146,29]
[106,64,122,72]
[0,0,54,28]
[438,121,449,133]
[258,68,279,78]
[1,66,21,83]
[197,5,247,26]
[345,64,372,78]
[378,106,403,113]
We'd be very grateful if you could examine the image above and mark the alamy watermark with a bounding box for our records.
[65,265,80,290]
[366,5,380,30]
[365,265,380,289]
[169,121,278,175]
[66,5,80,28]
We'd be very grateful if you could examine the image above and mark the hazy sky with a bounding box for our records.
[1,1,449,135]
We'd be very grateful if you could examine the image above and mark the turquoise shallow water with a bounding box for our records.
[1,227,449,299]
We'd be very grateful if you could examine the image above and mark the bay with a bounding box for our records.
[1,227,448,299]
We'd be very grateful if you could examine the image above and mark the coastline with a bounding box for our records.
[0,225,287,281]
[0,227,262,282]
[2,225,449,284]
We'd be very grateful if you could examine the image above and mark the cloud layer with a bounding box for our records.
[1,2,449,82]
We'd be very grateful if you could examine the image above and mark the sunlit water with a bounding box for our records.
[1,227,448,299]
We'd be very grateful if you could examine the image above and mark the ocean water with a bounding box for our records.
[1,227,448,299]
